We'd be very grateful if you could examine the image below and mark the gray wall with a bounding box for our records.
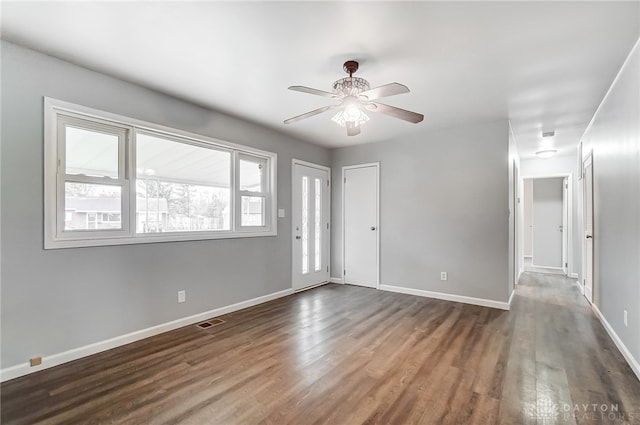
[331,120,511,303]
[0,41,330,369]
[581,40,640,365]
[521,154,581,277]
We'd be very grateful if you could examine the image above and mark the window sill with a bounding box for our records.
[44,229,277,249]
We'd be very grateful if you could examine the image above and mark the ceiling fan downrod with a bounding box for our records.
[343,60,359,78]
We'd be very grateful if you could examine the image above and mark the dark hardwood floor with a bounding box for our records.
[2,273,639,424]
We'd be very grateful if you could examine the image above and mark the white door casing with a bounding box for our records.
[342,163,379,289]
[292,160,330,291]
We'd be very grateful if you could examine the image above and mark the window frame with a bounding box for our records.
[236,153,270,230]
[55,113,132,240]
[44,97,277,249]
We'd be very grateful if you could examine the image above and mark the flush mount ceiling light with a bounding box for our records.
[536,149,558,159]
[284,60,423,136]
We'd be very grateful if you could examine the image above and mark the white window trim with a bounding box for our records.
[236,153,270,230]
[44,97,277,249]
[55,113,132,240]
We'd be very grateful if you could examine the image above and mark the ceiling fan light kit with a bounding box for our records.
[285,60,424,136]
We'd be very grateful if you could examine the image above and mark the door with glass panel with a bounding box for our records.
[292,161,330,291]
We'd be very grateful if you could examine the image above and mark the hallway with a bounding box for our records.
[501,272,640,423]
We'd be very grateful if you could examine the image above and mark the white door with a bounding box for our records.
[292,161,330,291]
[532,177,563,268]
[523,179,533,257]
[343,163,379,288]
[562,177,569,274]
[583,155,594,303]
[513,160,519,286]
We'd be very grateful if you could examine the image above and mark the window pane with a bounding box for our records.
[66,126,119,178]
[239,159,264,192]
[136,133,231,233]
[314,178,322,271]
[137,133,231,187]
[64,183,122,230]
[302,176,309,274]
[241,196,265,227]
[136,181,230,233]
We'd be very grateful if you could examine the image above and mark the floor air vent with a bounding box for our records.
[197,318,225,329]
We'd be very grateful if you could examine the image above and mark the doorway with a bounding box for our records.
[292,160,330,291]
[342,163,379,288]
[522,176,570,275]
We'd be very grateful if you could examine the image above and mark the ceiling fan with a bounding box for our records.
[284,60,424,136]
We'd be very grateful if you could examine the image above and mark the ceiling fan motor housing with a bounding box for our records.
[332,77,370,97]
[333,60,370,97]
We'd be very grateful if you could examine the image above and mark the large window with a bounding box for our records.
[45,98,277,249]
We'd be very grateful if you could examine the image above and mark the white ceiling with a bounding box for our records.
[1,2,639,158]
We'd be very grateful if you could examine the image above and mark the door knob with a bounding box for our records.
[586,235,593,239]
[370,226,376,231]
[296,236,301,240]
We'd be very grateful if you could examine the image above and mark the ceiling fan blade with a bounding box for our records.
[284,105,336,124]
[365,102,424,123]
[358,83,409,101]
[346,122,361,136]
[288,86,337,98]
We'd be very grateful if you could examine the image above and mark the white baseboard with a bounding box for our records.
[531,263,563,270]
[508,289,516,307]
[575,279,585,295]
[294,281,329,292]
[592,304,640,381]
[569,273,579,278]
[379,284,510,310]
[0,288,294,383]
[329,277,343,284]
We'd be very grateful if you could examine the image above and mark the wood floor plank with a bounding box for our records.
[2,273,640,424]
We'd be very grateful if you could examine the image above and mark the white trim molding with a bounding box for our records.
[575,279,585,295]
[592,304,640,381]
[379,284,510,311]
[0,288,293,383]
[508,289,516,307]
[329,277,344,284]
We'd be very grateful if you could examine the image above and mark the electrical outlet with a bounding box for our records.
[624,310,628,327]
[440,272,447,281]
[30,357,42,367]
[278,208,285,218]
[178,290,186,303]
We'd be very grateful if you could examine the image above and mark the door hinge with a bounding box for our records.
[565,262,568,268]
[344,269,346,275]
[326,266,329,272]
[344,177,346,184]
[327,180,330,187]
[326,222,329,229]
